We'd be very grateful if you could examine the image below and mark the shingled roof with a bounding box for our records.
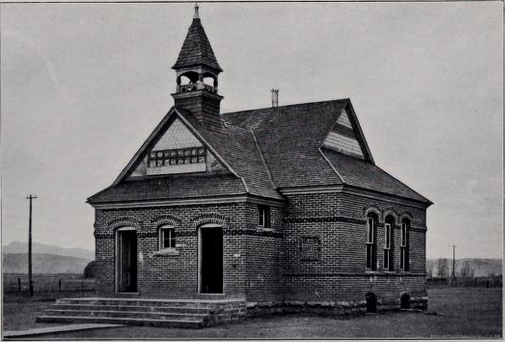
[321,147,430,203]
[224,99,431,204]
[88,174,245,204]
[172,17,222,72]
[88,107,283,204]
[88,99,431,205]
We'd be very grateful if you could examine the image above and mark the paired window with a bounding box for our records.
[148,147,206,168]
[300,236,321,261]
[383,217,394,271]
[400,220,410,271]
[258,205,271,228]
[366,214,377,270]
[159,226,176,250]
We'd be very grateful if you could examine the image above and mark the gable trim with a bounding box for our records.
[111,107,241,186]
[112,108,178,186]
[174,109,241,180]
[345,101,375,164]
[320,100,374,164]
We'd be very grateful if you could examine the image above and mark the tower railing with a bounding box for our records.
[178,82,217,94]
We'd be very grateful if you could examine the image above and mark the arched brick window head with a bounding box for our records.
[366,213,378,270]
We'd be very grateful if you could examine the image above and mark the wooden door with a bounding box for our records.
[118,230,137,292]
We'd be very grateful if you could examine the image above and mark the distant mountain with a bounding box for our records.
[427,258,502,277]
[2,253,91,274]
[3,241,94,260]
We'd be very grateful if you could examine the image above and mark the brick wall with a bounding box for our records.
[93,189,428,309]
[94,202,248,297]
[281,191,428,304]
[244,203,284,302]
[94,200,284,301]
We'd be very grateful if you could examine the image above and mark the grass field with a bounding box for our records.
[3,287,502,339]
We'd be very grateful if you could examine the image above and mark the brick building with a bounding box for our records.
[88,6,432,315]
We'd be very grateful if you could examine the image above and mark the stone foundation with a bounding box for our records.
[246,296,428,318]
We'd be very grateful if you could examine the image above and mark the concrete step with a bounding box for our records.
[36,315,205,328]
[43,309,209,321]
[55,297,237,308]
[196,293,227,300]
[50,303,212,314]
[38,297,247,328]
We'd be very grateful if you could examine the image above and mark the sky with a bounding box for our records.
[1,2,502,259]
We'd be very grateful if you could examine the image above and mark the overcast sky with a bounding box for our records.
[1,2,502,259]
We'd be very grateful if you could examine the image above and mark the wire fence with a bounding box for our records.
[3,274,96,297]
[427,276,502,288]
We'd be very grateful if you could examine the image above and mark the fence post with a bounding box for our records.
[17,278,21,293]
[81,281,85,294]
[59,279,62,293]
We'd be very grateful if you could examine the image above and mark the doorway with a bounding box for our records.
[116,228,137,292]
[365,292,377,313]
[199,225,223,293]
[401,293,411,309]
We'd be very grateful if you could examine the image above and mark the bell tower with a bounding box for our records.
[171,4,224,130]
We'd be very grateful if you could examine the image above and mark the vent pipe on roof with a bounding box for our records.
[271,89,279,107]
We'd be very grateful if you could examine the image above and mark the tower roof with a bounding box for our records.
[172,8,222,72]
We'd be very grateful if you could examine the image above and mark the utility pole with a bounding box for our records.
[26,194,37,296]
[451,244,457,284]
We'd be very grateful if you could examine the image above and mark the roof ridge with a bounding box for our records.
[221,98,350,116]
[318,148,346,183]
[250,129,277,190]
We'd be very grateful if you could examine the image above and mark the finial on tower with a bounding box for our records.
[194,3,199,19]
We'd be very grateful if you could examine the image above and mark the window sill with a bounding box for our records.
[257,227,274,232]
[153,248,180,256]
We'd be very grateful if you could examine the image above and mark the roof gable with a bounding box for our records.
[321,105,374,162]
[89,107,284,204]
[127,117,227,179]
[224,100,352,188]
[112,108,238,186]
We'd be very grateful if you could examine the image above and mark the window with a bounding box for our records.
[384,217,395,271]
[384,223,392,270]
[258,205,271,228]
[400,220,410,271]
[148,147,206,168]
[300,236,321,261]
[159,226,176,250]
[366,214,377,270]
